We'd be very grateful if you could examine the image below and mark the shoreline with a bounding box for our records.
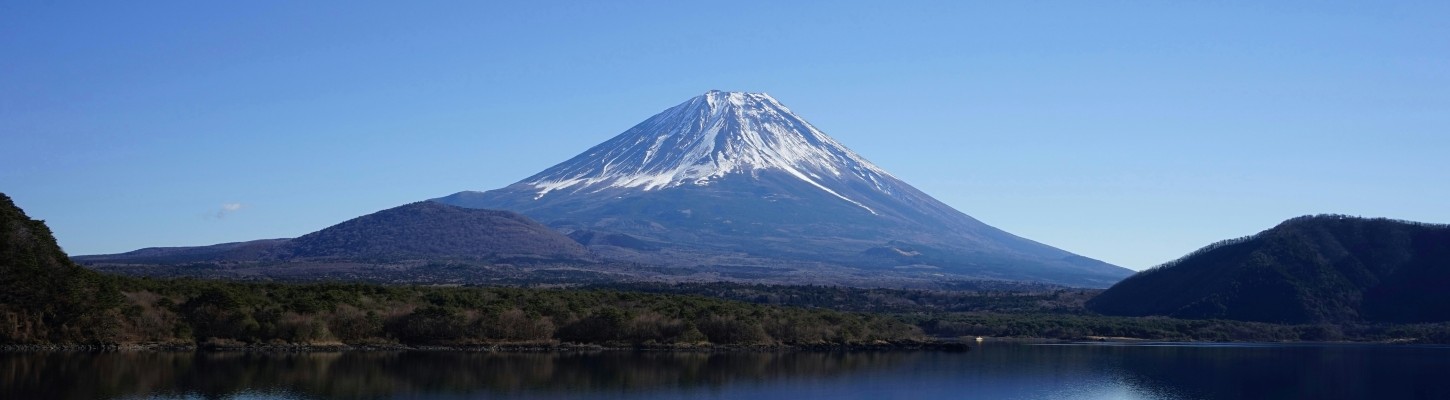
[0,339,973,353]
[6,338,1428,353]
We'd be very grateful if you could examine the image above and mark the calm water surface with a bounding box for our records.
[3,343,1447,399]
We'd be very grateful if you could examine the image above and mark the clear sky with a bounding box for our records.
[3,1,1447,270]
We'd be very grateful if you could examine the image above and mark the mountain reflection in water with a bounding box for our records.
[3,344,1448,399]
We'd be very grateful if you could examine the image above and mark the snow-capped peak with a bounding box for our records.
[520,91,901,214]
[434,90,1133,286]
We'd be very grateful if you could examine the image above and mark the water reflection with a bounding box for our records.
[3,344,1447,399]
[1075,343,1450,400]
[0,351,918,399]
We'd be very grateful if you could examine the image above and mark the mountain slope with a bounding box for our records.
[1086,215,1450,323]
[438,90,1131,287]
[76,202,590,264]
[287,201,590,261]
[1,193,122,343]
[74,239,293,264]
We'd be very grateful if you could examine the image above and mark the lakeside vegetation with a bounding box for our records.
[4,276,927,347]
[909,313,1450,343]
[594,283,1450,343]
[11,272,1450,347]
[6,193,1450,348]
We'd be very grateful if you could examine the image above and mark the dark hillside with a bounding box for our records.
[0,193,122,343]
[1087,215,1450,323]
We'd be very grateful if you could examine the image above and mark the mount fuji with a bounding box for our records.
[439,91,1131,287]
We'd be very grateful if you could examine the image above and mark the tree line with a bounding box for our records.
[3,276,923,347]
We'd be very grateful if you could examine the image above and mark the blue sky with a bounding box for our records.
[2,1,1446,270]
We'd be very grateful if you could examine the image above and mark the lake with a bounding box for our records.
[3,342,1447,399]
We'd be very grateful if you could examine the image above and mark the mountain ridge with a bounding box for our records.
[1086,215,1450,323]
[74,202,591,264]
[439,90,1132,287]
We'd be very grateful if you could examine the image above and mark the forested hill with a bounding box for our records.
[0,193,122,343]
[1087,215,1450,324]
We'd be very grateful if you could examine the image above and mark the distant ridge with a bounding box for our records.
[1087,215,1450,323]
[76,202,591,264]
[287,201,590,261]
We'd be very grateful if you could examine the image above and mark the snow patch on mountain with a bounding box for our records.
[523,91,896,214]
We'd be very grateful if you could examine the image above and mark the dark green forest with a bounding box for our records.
[1088,215,1450,324]
[72,279,922,347]
[7,193,1450,347]
[0,194,123,344]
